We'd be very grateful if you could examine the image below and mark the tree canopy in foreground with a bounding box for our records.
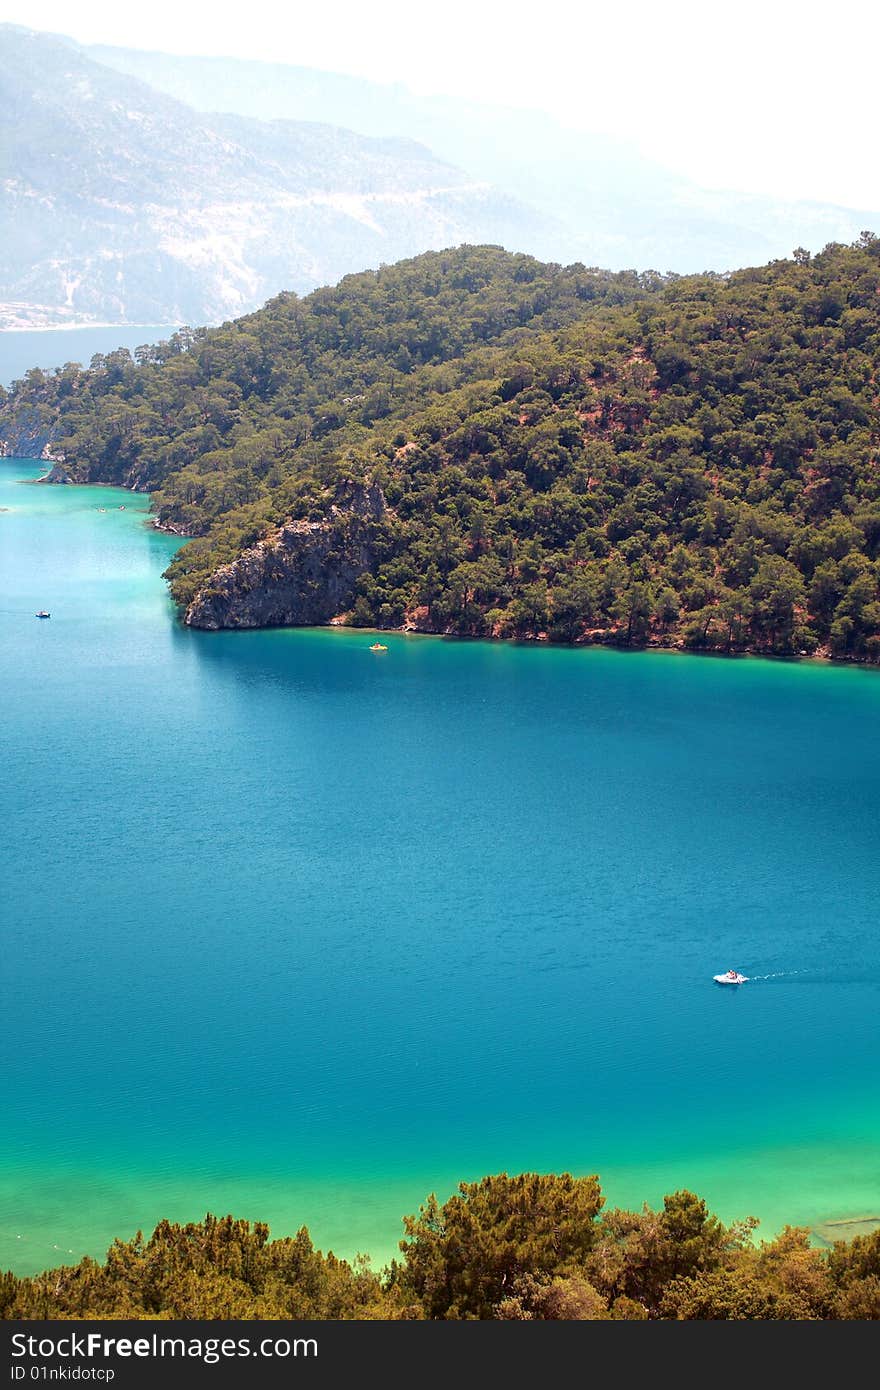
[3,1173,879,1320]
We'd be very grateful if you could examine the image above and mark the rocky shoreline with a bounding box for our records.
[0,423,60,464]
[7,460,878,666]
[183,481,386,630]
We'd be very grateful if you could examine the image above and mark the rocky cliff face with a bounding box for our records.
[184,482,386,630]
[0,406,60,462]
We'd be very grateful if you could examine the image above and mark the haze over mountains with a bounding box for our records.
[91,41,880,278]
[2,22,878,330]
[0,25,547,328]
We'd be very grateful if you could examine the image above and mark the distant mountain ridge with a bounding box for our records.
[4,24,878,332]
[87,39,880,276]
[0,25,552,328]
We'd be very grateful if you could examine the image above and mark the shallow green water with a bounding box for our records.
[1,458,878,1274]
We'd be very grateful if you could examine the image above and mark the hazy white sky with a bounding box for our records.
[4,0,879,210]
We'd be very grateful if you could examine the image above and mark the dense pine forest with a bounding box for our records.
[2,237,879,659]
[3,1175,879,1319]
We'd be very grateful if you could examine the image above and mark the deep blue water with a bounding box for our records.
[0,327,180,388]
[1,457,879,1274]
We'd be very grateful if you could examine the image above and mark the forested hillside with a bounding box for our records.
[2,238,879,660]
[3,1175,879,1319]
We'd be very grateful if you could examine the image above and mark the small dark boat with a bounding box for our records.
[36,610,51,619]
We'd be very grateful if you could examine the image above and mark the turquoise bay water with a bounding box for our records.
[0,327,180,388]
[1,457,879,1275]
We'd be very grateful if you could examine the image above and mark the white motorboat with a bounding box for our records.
[713,970,748,985]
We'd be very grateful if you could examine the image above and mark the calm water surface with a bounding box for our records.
[1,458,878,1273]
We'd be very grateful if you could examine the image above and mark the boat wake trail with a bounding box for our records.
[747,969,810,981]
